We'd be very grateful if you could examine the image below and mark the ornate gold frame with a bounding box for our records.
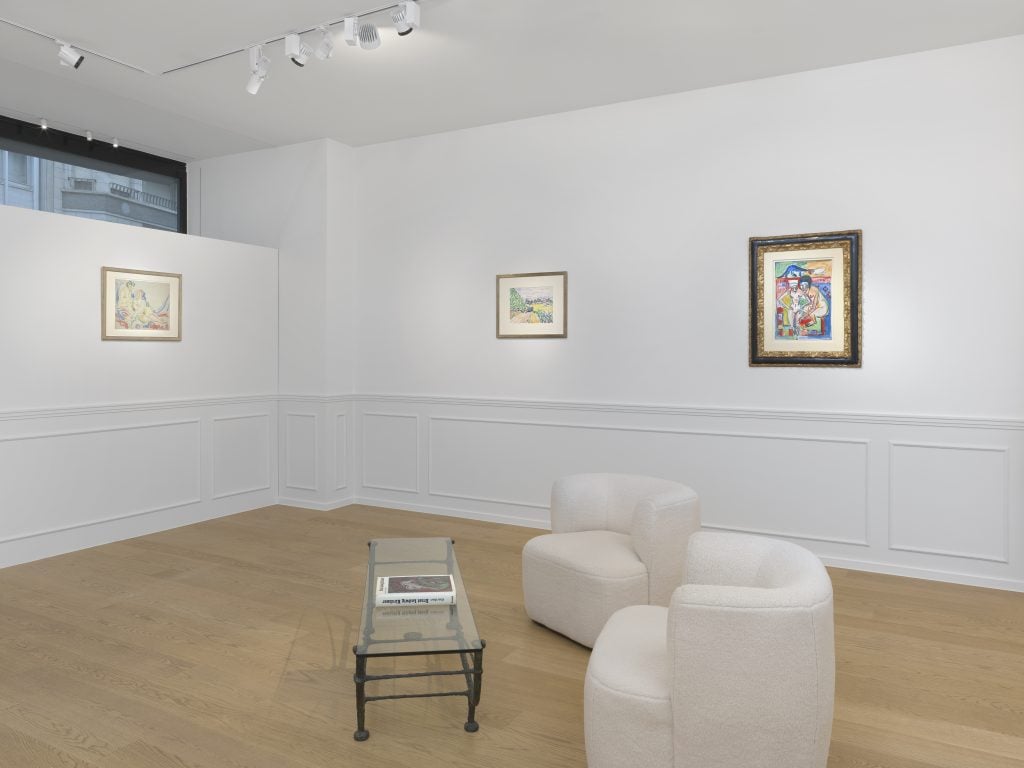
[749,230,862,367]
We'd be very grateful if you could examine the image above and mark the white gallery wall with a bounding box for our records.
[29,35,1018,591]
[189,139,358,510]
[0,204,279,567]
[346,36,1024,589]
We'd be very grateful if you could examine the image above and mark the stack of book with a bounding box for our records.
[374,574,456,607]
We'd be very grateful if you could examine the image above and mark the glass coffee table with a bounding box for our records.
[352,537,485,741]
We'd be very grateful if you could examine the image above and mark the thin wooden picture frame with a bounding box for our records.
[101,266,182,341]
[496,271,568,339]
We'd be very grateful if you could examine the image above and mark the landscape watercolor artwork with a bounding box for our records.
[509,285,554,324]
[496,271,567,338]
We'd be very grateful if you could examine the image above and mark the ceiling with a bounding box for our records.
[0,0,1022,162]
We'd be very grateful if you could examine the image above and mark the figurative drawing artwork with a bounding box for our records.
[101,267,182,341]
[509,285,554,325]
[114,278,172,330]
[775,259,832,340]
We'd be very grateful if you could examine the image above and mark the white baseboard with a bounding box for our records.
[819,554,1024,593]
[277,495,354,511]
[0,496,272,570]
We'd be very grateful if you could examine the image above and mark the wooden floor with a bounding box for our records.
[0,505,1021,768]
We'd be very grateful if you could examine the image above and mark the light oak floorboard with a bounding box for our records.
[0,504,1020,767]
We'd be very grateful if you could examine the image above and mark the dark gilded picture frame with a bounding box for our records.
[749,230,862,367]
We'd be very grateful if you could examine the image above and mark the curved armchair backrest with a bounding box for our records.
[551,473,690,535]
[668,532,834,768]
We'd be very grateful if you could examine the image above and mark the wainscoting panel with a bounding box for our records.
[428,416,868,545]
[335,414,349,491]
[285,413,318,492]
[213,414,272,500]
[353,396,1024,591]
[0,420,201,542]
[363,413,419,493]
[0,396,277,569]
[890,441,1009,563]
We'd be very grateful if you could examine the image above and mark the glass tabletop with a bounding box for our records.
[355,537,482,657]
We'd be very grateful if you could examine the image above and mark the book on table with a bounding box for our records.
[375,574,457,606]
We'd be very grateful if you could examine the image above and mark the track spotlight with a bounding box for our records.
[313,25,335,60]
[40,118,48,130]
[358,23,381,50]
[343,17,360,47]
[112,138,119,148]
[392,1,421,36]
[86,130,93,141]
[57,40,85,69]
[246,44,269,94]
[285,33,312,67]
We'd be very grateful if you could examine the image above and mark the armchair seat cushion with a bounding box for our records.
[585,605,673,768]
[523,530,648,647]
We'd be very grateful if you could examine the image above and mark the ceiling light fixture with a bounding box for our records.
[86,130,93,141]
[343,17,360,47]
[246,44,269,94]
[112,138,119,148]
[285,33,312,67]
[391,1,421,36]
[40,118,47,130]
[358,23,381,50]
[313,25,335,60]
[56,40,84,69]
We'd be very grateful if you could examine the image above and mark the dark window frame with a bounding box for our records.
[0,113,186,232]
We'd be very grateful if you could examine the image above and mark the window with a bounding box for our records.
[0,114,186,232]
[7,152,28,186]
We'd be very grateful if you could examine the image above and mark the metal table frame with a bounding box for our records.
[353,538,485,741]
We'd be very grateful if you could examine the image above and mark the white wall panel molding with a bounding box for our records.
[211,414,273,500]
[889,441,1010,564]
[427,414,870,547]
[278,394,357,405]
[335,414,349,491]
[356,394,1024,432]
[362,413,420,493]
[0,419,202,545]
[0,394,277,423]
[285,413,319,492]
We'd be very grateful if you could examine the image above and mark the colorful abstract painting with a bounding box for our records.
[748,231,862,367]
[774,259,832,340]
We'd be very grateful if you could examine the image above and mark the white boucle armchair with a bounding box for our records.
[584,531,835,768]
[521,473,701,648]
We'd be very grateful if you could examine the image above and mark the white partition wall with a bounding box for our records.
[0,205,279,567]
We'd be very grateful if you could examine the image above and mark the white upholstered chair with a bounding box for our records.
[521,473,701,648]
[584,531,835,768]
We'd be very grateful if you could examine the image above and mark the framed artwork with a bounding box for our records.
[496,271,567,338]
[101,267,182,341]
[749,230,862,367]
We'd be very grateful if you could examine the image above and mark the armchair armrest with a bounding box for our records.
[631,486,701,605]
